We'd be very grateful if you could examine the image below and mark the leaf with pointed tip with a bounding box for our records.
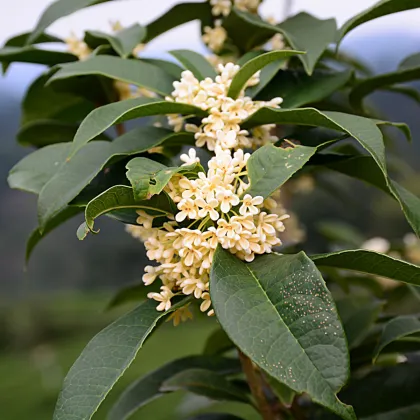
[245,143,316,198]
[108,356,241,420]
[85,24,146,58]
[3,32,62,47]
[319,154,420,237]
[8,143,71,194]
[161,368,250,404]
[26,206,82,264]
[144,2,212,42]
[338,0,420,43]
[37,127,190,229]
[69,97,205,155]
[349,53,420,111]
[126,157,202,201]
[257,69,352,108]
[83,185,175,235]
[243,108,387,180]
[373,315,420,361]
[227,50,305,99]
[0,46,76,66]
[210,249,355,420]
[312,250,420,286]
[170,49,217,80]
[48,56,175,96]
[52,297,189,420]
[27,0,116,45]
[224,9,337,75]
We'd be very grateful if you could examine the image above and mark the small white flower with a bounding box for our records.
[216,189,240,213]
[176,198,198,222]
[180,148,200,166]
[210,0,232,16]
[143,265,159,285]
[240,194,264,216]
[148,286,174,311]
[216,129,238,149]
[202,21,227,52]
[362,237,390,254]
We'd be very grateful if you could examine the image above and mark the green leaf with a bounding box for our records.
[82,186,175,235]
[338,0,420,43]
[161,368,250,404]
[3,31,62,47]
[70,97,205,156]
[245,143,316,198]
[227,50,304,99]
[142,58,183,79]
[224,9,337,74]
[170,49,217,80]
[26,206,82,264]
[85,24,146,58]
[17,121,78,148]
[186,415,245,420]
[48,56,175,96]
[320,155,420,237]
[210,249,355,420]
[37,127,190,229]
[53,297,189,420]
[0,46,76,66]
[258,69,353,108]
[243,108,387,179]
[126,157,202,201]
[8,143,71,194]
[317,221,365,248]
[203,329,234,355]
[312,250,420,286]
[336,295,383,349]
[22,73,94,125]
[27,0,116,45]
[349,53,420,112]
[373,315,420,361]
[144,2,212,43]
[108,356,240,420]
[339,364,420,419]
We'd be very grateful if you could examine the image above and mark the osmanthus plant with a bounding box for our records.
[4,0,420,419]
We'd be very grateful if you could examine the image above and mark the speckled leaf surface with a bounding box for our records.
[210,249,355,420]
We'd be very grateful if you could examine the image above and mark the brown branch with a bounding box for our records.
[238,349,280,420]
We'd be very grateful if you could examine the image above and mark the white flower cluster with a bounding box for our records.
[166,63,282,151]
[210,0,263,17]
[127,147,289,316]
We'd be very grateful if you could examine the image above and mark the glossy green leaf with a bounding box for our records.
[321,155,420,237]
[3,31,62,47]
[85,24,146,58]
[37,127,190,229]
[69,97,204,155]
[0,46,76,66]
[336,295,383,349]
[244,108,386,179]
[17,121,78,148]
[27,0,116,45]
[22,73,94,124]
[225,9,337,74]
[161,368,250,403]
[170,49,217,80]
[203,329,234,355]
[374,315,420,361]
[53,297,189,420]
[339,364,420,419]
[142,58,183,79]
[26,206,82,264]
[312,250,420,286]
[48,56,175,96]
[82,186,175,236]
[126,157,202,201]
[227,50,305,99]
[108,356,240,420]
[338,0,420,43]
[257,70,352,108]
[8,143,71,194]
[144,2,212,43]
[210,249,355,420]
[245,143,316,198]
[349,53,420,111]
